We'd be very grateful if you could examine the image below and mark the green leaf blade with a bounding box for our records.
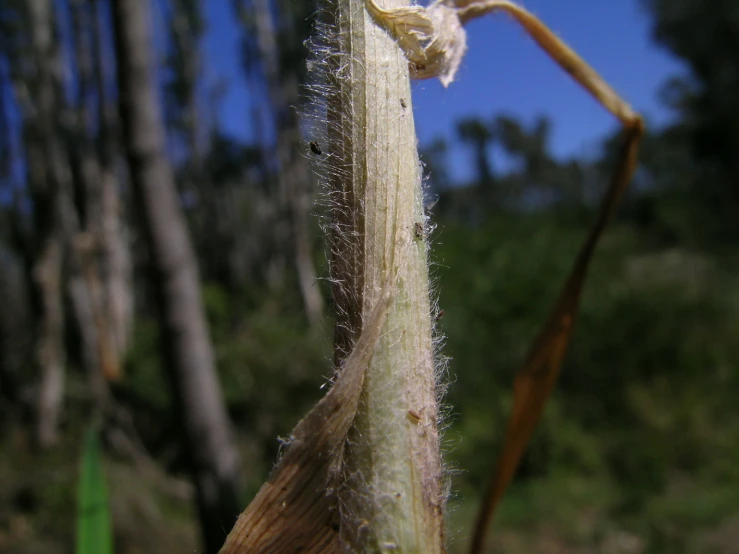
[76,423,114,554]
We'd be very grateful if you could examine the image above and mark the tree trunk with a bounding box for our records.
[27,0,68,449]
[66,241,110,410]
[110,1,243,552]
[91,0,133,368]
[64,0,122,399]
[251,0,324,325]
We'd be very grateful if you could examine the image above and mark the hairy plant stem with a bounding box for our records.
[324,0,444,550]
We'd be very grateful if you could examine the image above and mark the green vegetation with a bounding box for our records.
[437,214,739,552]
[76,423,113,554]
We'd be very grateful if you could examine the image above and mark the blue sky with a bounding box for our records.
[202,0,686,182]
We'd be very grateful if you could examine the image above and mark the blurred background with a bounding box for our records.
[1,0,738,553]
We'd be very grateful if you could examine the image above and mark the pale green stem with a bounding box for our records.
[322,0,445,551]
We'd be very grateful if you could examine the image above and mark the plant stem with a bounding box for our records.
[321,0,445,550]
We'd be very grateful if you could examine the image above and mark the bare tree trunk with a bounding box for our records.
[111,1,243,552]
[32,221,65,447]
[251,0,324,325]
[98,166,132,363]
[57,0,113,406]
[168,0,220,284]
[66,240,110,409]
[27,0,68,449]
[91,0,133,365]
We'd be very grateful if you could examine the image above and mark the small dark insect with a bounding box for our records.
[435,309,445,322]
[414,221,425,240]
[400,98,406,108]
[309,141,322,155]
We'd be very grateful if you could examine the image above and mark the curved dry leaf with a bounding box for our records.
[411,2,467,86]
[469,122,644,554]
[365,0,434,58]
[220,285,395,554]
[366,0,468,87]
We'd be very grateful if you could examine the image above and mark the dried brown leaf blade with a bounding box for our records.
[219,284,395,554]
[469,122,644,554]
[402,3,651,552]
